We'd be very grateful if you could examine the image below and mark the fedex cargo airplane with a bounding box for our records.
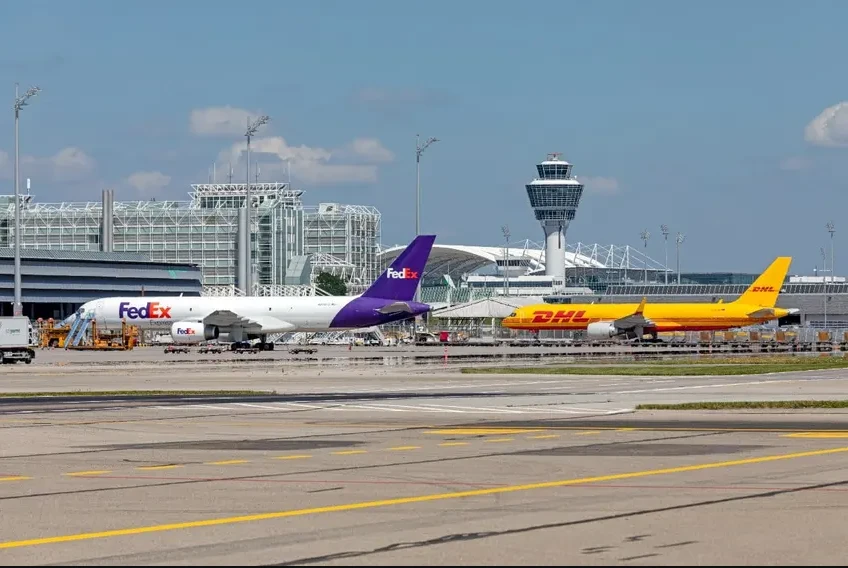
[70,234,436,350]
[502,256,798,341]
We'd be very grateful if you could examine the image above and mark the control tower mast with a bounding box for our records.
[525,153,584,279]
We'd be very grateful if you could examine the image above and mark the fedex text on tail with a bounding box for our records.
[361,234,435,301]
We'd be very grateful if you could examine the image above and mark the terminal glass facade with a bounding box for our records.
[0,183,381,293]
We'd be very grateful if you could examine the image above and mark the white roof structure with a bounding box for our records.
[430,296,544,320]
[377,239,667,282]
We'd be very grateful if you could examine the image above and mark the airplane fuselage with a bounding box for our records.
[502,302,793,333]
[80,295,427,335]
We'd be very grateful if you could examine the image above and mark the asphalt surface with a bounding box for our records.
[1,361,848,565]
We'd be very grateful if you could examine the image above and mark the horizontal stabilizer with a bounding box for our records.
[375,301,415,314]
[748,307,798,318]
[747,308,777,319]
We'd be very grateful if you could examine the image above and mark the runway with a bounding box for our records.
[1,365,847,564]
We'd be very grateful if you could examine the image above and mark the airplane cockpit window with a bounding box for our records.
[507,311,518,318]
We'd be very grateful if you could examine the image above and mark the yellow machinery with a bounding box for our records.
[37,317,139,350]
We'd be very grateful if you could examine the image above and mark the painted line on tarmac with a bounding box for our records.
[2,445,848,550]
[783,432,848,438]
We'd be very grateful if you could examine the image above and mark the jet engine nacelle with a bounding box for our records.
[170,321,219,343]
[586,321,618,340]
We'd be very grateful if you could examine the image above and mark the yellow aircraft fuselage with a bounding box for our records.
[502,301,792,332]
[501,256,795,336]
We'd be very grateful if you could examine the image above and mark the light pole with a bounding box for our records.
[415,134,439,238]
[640,229,650,283]
[415,134,438,307]
[675,232,685,285]
[827,221,835,285]
[660,224,669,285]
[821,247,828,329]
[13,84,40,318]
[502,225,510,297]
[244,114,270,296]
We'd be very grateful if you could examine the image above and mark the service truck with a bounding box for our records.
[0,316,36,364]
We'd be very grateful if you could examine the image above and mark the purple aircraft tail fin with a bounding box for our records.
[361,235,436,301]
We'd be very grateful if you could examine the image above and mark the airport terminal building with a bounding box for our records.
[0,183,382,297]
[0,248,202,320]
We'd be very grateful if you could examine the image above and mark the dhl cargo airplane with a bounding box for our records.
[502,256,798,341]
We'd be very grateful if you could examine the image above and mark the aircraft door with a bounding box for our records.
[95,300,106,328]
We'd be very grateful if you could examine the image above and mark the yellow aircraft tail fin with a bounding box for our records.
[734,256,792,308]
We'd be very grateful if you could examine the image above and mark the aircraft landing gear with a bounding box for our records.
[258,335,274,351]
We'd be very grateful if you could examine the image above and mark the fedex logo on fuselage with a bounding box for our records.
[118,301,172,320]
[387,267,419,280]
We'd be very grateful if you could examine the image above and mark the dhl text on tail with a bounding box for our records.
[501,256,799,341]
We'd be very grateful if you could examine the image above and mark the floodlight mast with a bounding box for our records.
[414,134,439,306]
[13,84,41,317]
[415,134,439,237]
[502,225,511,297]
[244,114,270,295]
[640,229,650,282]
[676,232,685,284]
[660,224,669,285]
[827,221,835,285]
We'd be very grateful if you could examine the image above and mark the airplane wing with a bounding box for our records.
[374,301,419,315]
[201,310,296,333]
[611,297,655,330]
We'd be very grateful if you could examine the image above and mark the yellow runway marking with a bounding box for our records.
[64,471,111,477]
[783,432,848,438]
[428,428,544,435]
[386,446,420,451]
[529,434,560,440]
[484,438,514,443]
[576,431,602,435]
[204,460,249,465]
[0,476,29,482]
[438,442,469,447]
[331,450,367,455]
[274,455,312,460]
[3,446,847,550]
[136,465,181,471]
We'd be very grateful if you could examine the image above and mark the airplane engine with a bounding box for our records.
[170,322,219,343]
[586,321,618,340]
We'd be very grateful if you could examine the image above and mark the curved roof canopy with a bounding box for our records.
[376,243,609,283]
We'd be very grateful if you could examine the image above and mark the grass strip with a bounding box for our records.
[461,358,848,376]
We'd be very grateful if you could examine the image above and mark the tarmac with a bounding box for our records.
[1,348,847,565]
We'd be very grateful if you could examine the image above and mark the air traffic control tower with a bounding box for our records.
[525,153,585,279]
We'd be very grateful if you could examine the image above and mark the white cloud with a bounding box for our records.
[189,105,394,185]
[804,102,848,147]
[126,171,171,194]
[580,176,620,195]
[339,138,395,163]
[190,105,264,136]
[0,146,95,182]
[217,134,394,185]
[780,156,810,171]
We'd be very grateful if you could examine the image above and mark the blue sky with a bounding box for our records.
[1,0,848,274]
